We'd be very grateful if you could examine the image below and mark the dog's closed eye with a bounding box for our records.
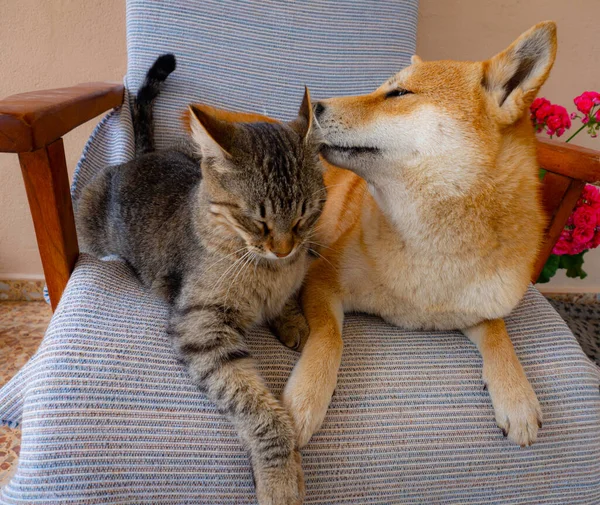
[385,88,413,98]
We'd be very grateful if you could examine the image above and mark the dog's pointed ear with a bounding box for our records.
[482,21,557,125]
[411,55,423,65]
[188,104,237,160]
[289,86,314,142]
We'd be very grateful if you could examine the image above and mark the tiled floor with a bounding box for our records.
[0,302,51,488]
[549,298,600,366]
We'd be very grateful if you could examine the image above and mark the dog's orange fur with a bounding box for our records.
[281,22,556,449]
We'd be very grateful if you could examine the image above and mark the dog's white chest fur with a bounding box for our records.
[343,184,527,330]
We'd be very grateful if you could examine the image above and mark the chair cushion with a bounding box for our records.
[1,255,599,504]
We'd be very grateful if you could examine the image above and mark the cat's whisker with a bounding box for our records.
[202,251,252,309]
[216,252,251,305]
[225,252,254,304]
[307,240,335,252]
[310,221,331,233]
[302,230,333,249]
[308,248,338,272]
[214,251,250,287]
[202,247,248,276]
[310,182,347,198]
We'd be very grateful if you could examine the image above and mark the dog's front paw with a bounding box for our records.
[254,449,305,505]
[282,369,335,448]
[484,364,542,447]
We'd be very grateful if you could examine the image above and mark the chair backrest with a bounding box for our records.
[125,0,418,148]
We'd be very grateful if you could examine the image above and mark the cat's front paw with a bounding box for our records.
[253,449,305,505]
[270,312,310,351]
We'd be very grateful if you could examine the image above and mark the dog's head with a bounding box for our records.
[316,21,557,189]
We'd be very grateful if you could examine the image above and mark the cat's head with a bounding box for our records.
[187,89,325,261]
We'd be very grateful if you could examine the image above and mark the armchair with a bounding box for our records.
[1,1,599,503]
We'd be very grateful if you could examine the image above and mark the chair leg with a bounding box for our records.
[18,138,79,311]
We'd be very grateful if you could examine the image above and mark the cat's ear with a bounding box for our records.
[188,104,237,159]
[289,86,315,142]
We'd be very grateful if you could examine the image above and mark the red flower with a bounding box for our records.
[573,225,595,245]
[536,103,553,121]
[531,97,550,113]
[534,95,600,268]
[552,236,573,255]
[546,115,562,130]
[574,91,600,110]
[582,184,600,205]
[573,205,597,230]
[544,105,571,137]
[585,91,600,104]
[574,95,593,114]
[573,91,600,126]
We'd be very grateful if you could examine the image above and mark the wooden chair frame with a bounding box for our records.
[1,82,599,310]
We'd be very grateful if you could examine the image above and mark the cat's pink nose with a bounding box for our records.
[273,248,292,258]
[272,241,294,258]
[270,236,294,258]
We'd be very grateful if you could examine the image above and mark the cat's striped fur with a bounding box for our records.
[76,55,324,505]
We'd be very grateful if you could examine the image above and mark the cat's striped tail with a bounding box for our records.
[132,53,176,154]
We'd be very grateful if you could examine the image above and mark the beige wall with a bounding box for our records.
[417,0,600,292]
[0,0,598,290]
[0,0,127,278]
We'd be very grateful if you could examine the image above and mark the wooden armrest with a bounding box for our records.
[533,138,600,282]
[537,137,600,183]
[0,82,124,153]
[1,81,124,310]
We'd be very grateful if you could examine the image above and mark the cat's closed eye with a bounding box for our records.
[256,220,270,236]
[293,214,311,233]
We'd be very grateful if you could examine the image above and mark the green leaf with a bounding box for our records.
[538,168,547,181]
[559,251,588,280]
[536,254,560,283]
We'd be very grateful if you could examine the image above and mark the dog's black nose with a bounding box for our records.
[314,102,326,118]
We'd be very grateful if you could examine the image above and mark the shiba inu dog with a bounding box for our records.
[280,21,557,449]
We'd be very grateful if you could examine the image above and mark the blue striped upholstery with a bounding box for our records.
[2,1,600,503]
[1,257,599,503]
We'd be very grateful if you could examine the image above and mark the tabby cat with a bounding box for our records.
[76,54,325,505]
